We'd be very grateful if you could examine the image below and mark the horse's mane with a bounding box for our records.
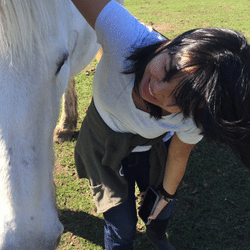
[0,0,58,64]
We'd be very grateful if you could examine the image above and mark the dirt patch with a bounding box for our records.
[147,21,176,34]
[220,5,232,11]
[53,160,67,186]
[53,156,79,186]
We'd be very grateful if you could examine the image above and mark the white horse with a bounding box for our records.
[0,0,120,249]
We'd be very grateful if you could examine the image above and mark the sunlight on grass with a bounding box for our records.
[126,0,250,40]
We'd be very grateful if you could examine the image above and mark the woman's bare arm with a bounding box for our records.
[71,0,110,30]
[149,133,195,220]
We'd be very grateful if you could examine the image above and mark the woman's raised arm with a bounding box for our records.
[71,0,110,30]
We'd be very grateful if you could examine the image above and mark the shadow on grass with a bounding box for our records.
[59,209,105,248]
[58,209,154,249]
[57,141,250,250]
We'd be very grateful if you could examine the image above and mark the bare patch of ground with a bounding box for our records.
[143,21,177,36]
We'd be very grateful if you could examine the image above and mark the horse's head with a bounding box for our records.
[0,0,99,249]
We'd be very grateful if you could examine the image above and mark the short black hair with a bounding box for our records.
[124,28,250,167]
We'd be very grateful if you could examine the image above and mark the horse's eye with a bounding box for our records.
[56,53,69,76]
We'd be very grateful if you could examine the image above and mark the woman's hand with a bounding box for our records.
[148,197,168,220]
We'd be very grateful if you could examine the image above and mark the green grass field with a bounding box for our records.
[54,0,250,249]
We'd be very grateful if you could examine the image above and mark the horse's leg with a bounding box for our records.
[54,47,104,143]
[95,47,103,62]
[54,77,78,143]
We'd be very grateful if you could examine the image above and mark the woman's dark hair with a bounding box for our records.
[124,28,250,168]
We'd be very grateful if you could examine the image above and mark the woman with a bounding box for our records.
[72,0,250,249]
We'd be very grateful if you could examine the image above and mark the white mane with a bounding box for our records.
[0,0,58,63]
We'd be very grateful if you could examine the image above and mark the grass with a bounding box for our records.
[54,0,250,249]
[125,0,250,40]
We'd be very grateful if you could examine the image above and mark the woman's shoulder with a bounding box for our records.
[95,1,165,54]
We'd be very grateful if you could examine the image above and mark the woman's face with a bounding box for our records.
[139,51,182,115]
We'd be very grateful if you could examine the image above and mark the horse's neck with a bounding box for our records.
[0,0,59,61]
